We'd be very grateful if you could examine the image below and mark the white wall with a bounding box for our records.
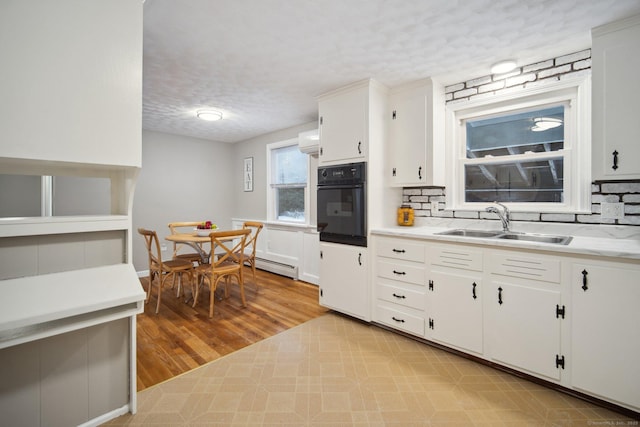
[132,131,234,271]
[232,121,318,222]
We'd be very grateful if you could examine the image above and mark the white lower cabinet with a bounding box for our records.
[371,234,640,413]
[319,242,368,320]
[486,280,562,380]
[374,237,426,337]
[486,251,563,381]
[428,244,483,354]
[571,261,640,410]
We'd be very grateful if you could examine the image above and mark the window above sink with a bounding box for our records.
[445,76,592,214]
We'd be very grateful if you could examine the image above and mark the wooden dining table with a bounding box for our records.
[165,232,213,263]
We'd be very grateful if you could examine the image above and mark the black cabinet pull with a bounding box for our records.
[392,110,397,120]
[418,166,422,180]
[428,280,434,291]
[472,282,477,300]
[581,269,588,291]
[392,167,396,177]
[357,141,362,154]
[392,316,405,323]
[498,287,503,305]
[392,293,406,299]
[392,248,405,253]
[358,253,362,266]
[393,270,406,275]
[612,150,619,170]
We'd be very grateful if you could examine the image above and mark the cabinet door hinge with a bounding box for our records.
[428,318,434,329]
[556,304,566,319]
[556,354,565,370]
[428,280,434,291]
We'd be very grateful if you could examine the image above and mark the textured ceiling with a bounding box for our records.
[143,0,640,143]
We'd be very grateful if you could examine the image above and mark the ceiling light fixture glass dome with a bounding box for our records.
[196,110,223,121]
[490,60,517,74]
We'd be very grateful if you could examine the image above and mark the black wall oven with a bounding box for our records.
[317,162,366,247]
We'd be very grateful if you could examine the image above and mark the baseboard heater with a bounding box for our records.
[255,257,298,280]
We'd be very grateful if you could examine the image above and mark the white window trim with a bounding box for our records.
[445,75,591,214]
[266,138,311,224]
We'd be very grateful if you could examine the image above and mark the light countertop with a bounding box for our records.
[372,223,640,260]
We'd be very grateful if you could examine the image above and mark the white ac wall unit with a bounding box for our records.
[298,129,319,157]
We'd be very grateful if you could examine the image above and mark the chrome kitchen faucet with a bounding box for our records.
[486,202,511,232]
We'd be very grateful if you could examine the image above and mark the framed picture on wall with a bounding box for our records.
[243,157,253,192]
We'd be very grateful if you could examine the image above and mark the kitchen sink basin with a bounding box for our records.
[497,233,573,245]
[435,229,573,245]
[435,229,503,238]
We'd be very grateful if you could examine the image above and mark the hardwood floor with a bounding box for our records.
[136,267,327,391]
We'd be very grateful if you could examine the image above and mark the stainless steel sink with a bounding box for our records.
[435,229,573,245]
[497,233,573,245]
[435,229,503,238]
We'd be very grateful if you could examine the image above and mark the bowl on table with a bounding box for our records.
[195,228,215,237]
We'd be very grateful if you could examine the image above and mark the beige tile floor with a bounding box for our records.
[104,313,637,426]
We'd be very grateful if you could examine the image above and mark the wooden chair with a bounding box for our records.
[237,221,264,290]
[168,221,204,265]
[138,228,194,314]
[193,228,251,318]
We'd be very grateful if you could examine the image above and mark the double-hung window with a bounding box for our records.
[446,76,591,213]
[267,139,309,223]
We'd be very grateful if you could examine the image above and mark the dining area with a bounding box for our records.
[138,220,264,318]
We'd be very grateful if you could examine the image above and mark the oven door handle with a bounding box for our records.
[317,184,364,190]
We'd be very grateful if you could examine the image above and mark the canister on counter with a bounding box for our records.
[397,205,414,226]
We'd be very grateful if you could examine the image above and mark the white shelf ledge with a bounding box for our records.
[0,215,130,238]
[0,264,145,349]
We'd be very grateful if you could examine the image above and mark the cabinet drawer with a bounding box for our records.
[431,245,483,272]
[488,253,560,283]
[375,304,424,337]
[376,237,425,262]
[377,282,425,310]
[377,259,425,285]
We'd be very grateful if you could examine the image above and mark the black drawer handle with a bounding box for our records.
[392,293,406,299]
[581,269,588,291]
[393,270,406,275]
[472,282,477,300]
[418,166,422,180]
[357,141,362,154]
[498,287,503,305]
[391,316,405,323]
[612,150,619,170]
[392,248,405,253]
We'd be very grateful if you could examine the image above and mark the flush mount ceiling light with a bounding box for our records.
[531,117,563,132]
[196,110,223,121]
[490,60,517,74]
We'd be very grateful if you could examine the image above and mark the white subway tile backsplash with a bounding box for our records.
[538,64,572,79]
[522,60,554,73]
[556,49,591,65]
[506,73,536,87]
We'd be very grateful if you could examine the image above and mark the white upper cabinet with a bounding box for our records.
[388,78,445,187]
[318,79,387,165]
[0,1,142,168]
[592,14,640,180]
